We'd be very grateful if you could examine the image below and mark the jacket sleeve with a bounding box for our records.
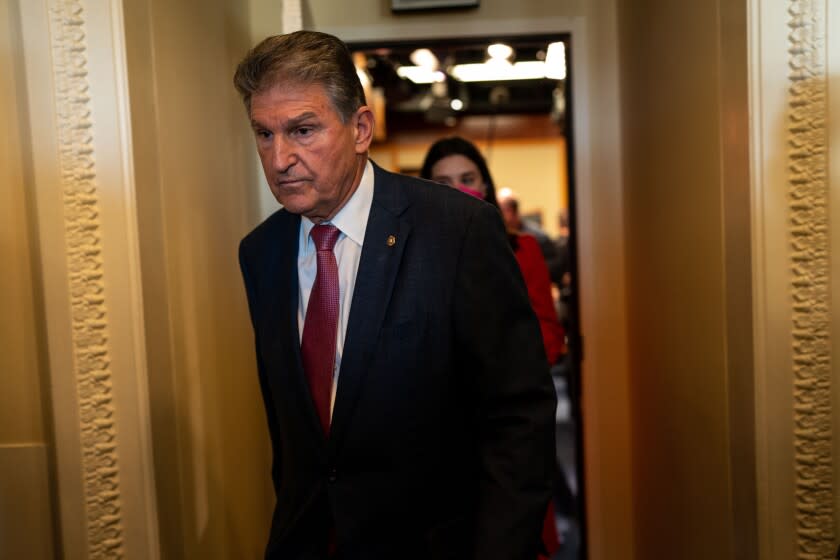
[452,203,557,559]
[239,238,284,493]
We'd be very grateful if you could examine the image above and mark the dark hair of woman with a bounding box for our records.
[419,136,500,208]
[420,136,516,248]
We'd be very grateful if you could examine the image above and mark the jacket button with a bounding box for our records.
[328,468,338,483]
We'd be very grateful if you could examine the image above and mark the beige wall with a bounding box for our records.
[0,0,55,557]
[124,0,271,557]
[619,0,752,558]
[570,1,636,558]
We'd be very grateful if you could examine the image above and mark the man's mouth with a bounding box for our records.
[275,178,309,187]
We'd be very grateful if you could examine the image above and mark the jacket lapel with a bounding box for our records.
[329,165,411,451]
[264,211,328,443]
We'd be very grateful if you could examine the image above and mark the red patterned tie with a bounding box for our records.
[301,224,341,435]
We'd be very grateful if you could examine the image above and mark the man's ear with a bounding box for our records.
[353,106,375,154]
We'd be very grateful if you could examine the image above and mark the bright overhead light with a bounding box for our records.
[451,60,547,82]
[409,48,439,69]
[397,66,446,84]
[450,98,464,111]
[487,43,513,60]
[544,41,566,80]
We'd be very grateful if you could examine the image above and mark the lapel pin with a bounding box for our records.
[386,235,396,247]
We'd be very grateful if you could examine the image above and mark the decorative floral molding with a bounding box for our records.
[787,0,834,557]
[49,1,125,557]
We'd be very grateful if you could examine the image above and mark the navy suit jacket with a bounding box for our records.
[239,163,556,560]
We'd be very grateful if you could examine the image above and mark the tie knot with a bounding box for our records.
[311,224,340,252]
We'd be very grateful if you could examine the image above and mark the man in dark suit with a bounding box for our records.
[234,31,556,560]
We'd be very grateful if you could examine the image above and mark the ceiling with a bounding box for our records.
[349,35,568,131]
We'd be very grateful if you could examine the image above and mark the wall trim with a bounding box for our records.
[19,0,161,557]
[786,1,835,557]
[750,0,835,557]
[47,2,126,556]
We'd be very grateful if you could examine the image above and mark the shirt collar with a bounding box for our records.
[301,159,374,250]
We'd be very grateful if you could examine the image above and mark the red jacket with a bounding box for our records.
[514,234,565,364]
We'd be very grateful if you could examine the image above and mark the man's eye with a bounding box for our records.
[256,129,272,140]
[295,126,313,137]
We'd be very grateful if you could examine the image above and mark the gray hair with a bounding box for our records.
[233,31,366,122]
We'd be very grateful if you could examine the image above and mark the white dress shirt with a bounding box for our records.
[298,160,374,416]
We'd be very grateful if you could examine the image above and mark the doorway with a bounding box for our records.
[348,34,586,559]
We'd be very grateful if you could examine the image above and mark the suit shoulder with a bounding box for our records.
[240,207,296,254]
[375,165,489,219]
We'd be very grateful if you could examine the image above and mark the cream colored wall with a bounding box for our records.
[619,0,750,558]
[124,0,271,557]
[0,0,55,557]
[571,3,635,557]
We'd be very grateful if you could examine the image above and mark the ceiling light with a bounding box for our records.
[431,81,448,97]
[397,66,446,84]
[451,60,547,82]
[487,43,513,60]
[450,99,464,111]
[544,41,566,80]
[410,48,439,70]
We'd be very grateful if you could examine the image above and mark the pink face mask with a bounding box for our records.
[457,184,484,199]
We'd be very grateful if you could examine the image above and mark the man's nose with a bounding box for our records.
[271,136,297,172]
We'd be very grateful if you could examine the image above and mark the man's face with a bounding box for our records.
[498,198,519,231]
[496,189,520,231]
[250,82,373,223]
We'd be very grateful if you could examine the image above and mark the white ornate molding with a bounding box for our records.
[18,0,160,557]
[751,0,836,558]
[786,1,835,558]
[48,2,125,556]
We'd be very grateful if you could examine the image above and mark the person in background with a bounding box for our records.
[552,208,572,329]
[420,136,563,559]
[497,187,565,290]
[234,32,556,559]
